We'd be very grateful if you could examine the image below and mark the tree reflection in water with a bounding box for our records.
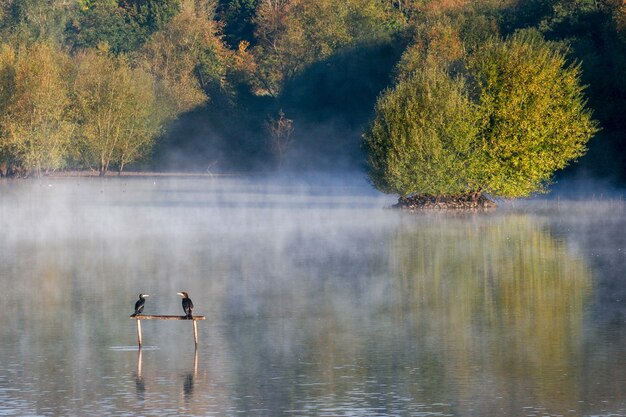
[374,215,589,415]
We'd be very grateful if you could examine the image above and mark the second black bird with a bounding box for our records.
[177,291,193,319]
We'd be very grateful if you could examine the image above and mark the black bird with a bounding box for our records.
[131,293,149,317]
[177,291,194,319]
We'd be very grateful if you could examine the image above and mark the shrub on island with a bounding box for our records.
[364,30,599,209]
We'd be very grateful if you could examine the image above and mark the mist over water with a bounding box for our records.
[0,177,625,416]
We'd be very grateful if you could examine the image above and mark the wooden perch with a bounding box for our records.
[130,315,206,320]
[130,315,205,347]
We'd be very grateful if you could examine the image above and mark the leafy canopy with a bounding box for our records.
[252,0,406,96]
[364,64,480,196]
[470,30,598,196]
[73,48,159,175]
[364,30,598,198]
[0,42,74,176]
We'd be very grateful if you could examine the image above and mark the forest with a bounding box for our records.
[0,0,624,182]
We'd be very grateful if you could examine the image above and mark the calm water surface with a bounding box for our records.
[0,177,625,416]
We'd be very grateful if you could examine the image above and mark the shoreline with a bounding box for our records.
[394,193,498,211]
[1,170,241,179]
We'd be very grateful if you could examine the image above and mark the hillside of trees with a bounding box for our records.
[0,0,624,183]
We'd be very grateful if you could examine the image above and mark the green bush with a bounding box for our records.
[470,30,599,197]
[364,30,598,199]
[364,64,481,196]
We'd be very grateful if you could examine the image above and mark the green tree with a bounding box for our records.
[73,47,161,175]
[125,0,181,36]
[140,0,225,115]
[364,63,480,196]
[266,109,294,167]
[365,30,598,200]
[218,0,259,47]
[252,0,405,96]
[469,30,598,197]
[0,42,74,177]
[66,0,180,54]
[0,0,75,44]
[66,0,140,54]
[0,43,18,176]
[394,17,465,79]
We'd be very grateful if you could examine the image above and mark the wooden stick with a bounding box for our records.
[137,319,143,347]
[129,315,205,320]
[130,315,205,346]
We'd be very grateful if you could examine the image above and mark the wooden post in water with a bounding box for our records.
[130,315,206,347]
[137,319,143,347]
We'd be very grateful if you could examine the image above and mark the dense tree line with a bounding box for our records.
[0,0,221,176]
[0,0,624,182]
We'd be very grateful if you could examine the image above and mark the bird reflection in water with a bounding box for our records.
[183,348,199,401]
[134,347,198,401]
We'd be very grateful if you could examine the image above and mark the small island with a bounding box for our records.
[394,194,497,211]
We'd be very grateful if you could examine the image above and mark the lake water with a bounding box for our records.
[0,176,625,416]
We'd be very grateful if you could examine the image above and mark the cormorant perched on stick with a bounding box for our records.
[131,293,149,317]
[177,291,194,319]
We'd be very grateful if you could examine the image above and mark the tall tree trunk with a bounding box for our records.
[118,157,125,175]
